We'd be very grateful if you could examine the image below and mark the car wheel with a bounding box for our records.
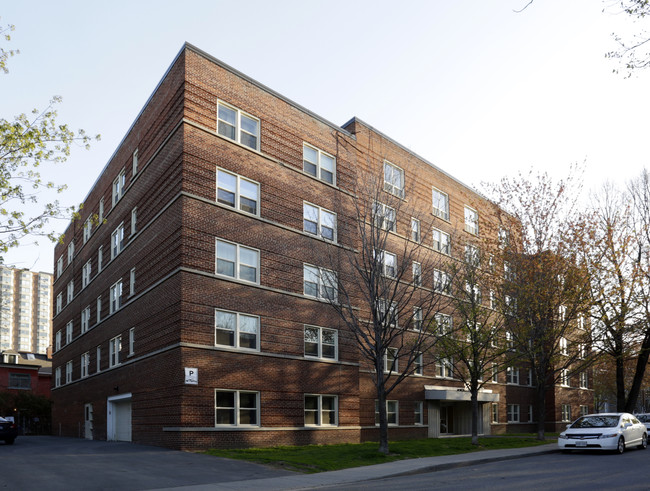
[617,437,625,454]
[4,438,14,445]
[638,433,647,450]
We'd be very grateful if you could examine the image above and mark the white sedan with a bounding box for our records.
[558,412,647,454]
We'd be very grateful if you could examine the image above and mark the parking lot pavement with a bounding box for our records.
[0,436,294,490]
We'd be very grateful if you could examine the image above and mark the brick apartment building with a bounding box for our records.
[51,43,592,449]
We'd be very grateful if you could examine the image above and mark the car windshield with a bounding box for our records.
[570,415,620,428]
[637,415,650,423]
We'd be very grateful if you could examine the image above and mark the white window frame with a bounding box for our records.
[66,321,73,344]
[579,371,588,389]
[96,345,101,372]
[81,352,90,378]
[99,198,104,223]
[492,403,499,423]
[375,400,399,426]
[412,261,422,287]
[303,202,336,241]
[215,239,260,284]
[432,187,449,221]
[214,389,260,427]
[98,246,103,272]
[216,168,261,216]
[131,207,137,235]
[303,264,338,302]
[414,352,423,375]
[65,360,73,384]
[561,404,571,422]
[464,205,479,235]
[580,405,589,416]
[432,228,450,255]
[383,160,404,198]
[55,367,61,387]
[109,280,123,314]
[433,269,451,294]
[129,327,135,356]
[413,307,423,332]
[414,401,424,425]
[410,218,420,242]
[376,250,397,278]
[303,143,336,185]
[96,296,101,323]
[56,293,62,315]
[507,404,520,423]
[215,309,260,351]
[217,101,260,151]
[55,330,61,351]
[435,313,452,335]
[304,394,338,427]
[111,224,125,259]
[559,336,568,355]
[491,363,498,383]
[82,260,92,289]
[437,357,454,378]
[560,369,569,387]
[304,325,337,360]
[506,366,519,385]
[81,306,90,334]
[373,201,396,232]
[132,148,138,176]
[112,169,126,207]
[384,347,398,373]
[465,244,480,267]
[83,218,92,244]
[378,299,398,328]
[67,241,75,265]
[529,404,534,422]
[67,280,74,303]
[129,268,136,296]
[109,335,121,367]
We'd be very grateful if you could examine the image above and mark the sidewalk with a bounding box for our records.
[164,443,558,490]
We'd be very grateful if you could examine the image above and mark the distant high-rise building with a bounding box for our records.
[0,266,52,354]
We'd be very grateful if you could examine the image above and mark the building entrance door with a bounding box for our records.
[440,405,453,434]
[84,403,93,439]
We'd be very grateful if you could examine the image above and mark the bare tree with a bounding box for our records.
[325,170,453,454]
[606,1,650,77]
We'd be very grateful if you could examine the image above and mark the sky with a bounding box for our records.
[2,0,649,273]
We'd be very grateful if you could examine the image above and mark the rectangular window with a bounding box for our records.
[304,325,337,360]
[216,168,260,215]
[217,101,260,151]
[109,280,123,314]
[83,218,92,244]
[112,169,126,207]
[129,327,135,356]
[412,261,422,287]
[8,373,31,390]
[56,293,62,315]
[99,198,104,223]
[96,296,101,323]
[558,305,567,322]
[435,313,452,335]
[216,239,260,284]
[378,299,397,328]
[559,336,568,355]
[55,367,61,387]
[129,268,135,296]
[560,369,569,386]
[383,160,404,198]
[81,352,90,378]
[413,307,423,332]
[492,403,499,423]
[432,187,449,220]
[580,405,589,416]
[96,345,101,372]
[98,246,103,272]
[384,347,398,373]
[376,250,396,278]
[414,352,423,375]
[67,280,74,303]
[215,309,260,351]
[66,321,73,344]
[528,404,534,422]
[131,208,137,235]
[507,404,520,423]
[111,224,124,259]
[132,148,138,176]
[373,202,396,232]
[375,400,399,426]
[81,306,90,334]
[525,368,533,386]
[464,206,479,235]
[303,202,336,241]
[506,366,519,384]
[414,401,424,425]
[215,390,259,426]
[465,244,480,267]
[303,264,338,302]
[491,363,498,383]
[109,335,121,367]
[561,404,571,422]
[437,358,453,378]
[57,256,63,277]
[67,241,75,265]
[65,360,73,384]
[82,260,91,289]
[579,371,588,388]
[499,227,510,249]
[303,143,335,184]
[433,270,451,294]
[55,330,61,351]
[432,228,450,255]
[410,218,420,242]
[304,394,338,426]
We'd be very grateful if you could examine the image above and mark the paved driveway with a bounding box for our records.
[0,436,293,490]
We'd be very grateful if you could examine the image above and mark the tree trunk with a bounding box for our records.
[615,354,626,412]
[376,364,389,454]
[625,331,650,412]
[536,384,546,441]
[470,386,479,446]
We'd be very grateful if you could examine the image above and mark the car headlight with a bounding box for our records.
[558,433,567,439]
[598,433,619,439]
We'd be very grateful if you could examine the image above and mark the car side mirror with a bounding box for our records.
[566,424,571,429]
[624,422,632,429]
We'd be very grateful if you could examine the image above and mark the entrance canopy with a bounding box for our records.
[424,385,499,403]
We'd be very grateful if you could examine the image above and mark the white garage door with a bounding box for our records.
[107,393,132,442]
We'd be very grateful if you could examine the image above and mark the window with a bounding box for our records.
[216,168,260,215]
[578,343,586,359]
[81,306,90,334]
[437,358,453,378]
[303,143,335,184]
[109,335,121,367]
[304,326,337,360]
[66,360,73,384]
[129,327,135,356]
[217,101,260,151]
[376,250,396,278]
[132,148,138,176]
[56,293,62,315]
[304,394,338,426]
[525,368,533,386]
[83,218,92,244]
[373,202,396,232]
[82,260,91,289]
[215,390,259,426]
[98,246,103,272]
[56,256,63,278]
[129,268,136,296]
[55,330,61,351]
[529,405,534,422]
[491,363,498,383]
[109,280,123,314]
[491,403,499,423]
[498,227,510,248]
[216,239,260,283]
[112,169,126,207]
[131,208,137,235]
[66,321,73,344]
[507,404,520,423]
[412,262,422,287]
[432,187,449,220]
[465,282,481,303]
[559,337,568,355]
[506,366,519,384]
[580,405,589,416]
[383,160,404,197]
[98,198,104,223]
[465,244,480,266]
[414,352,423,375]
[67,280,74,303]
[55,367,61,387]
[215,310,260,350]
[375,400,399,425]
[384,347,398,373]
[504,261,513,280]
[579,371,588,389]
[560,369,569,386]
[96,346,101,372]
[558,305,567,322]
[96,296,101,323]
[67,241,74,265]
[303,264,338,302]
[378,299,397,328]
[414,401,424,425]
[81,352,90,378]
[411,218,420,242]
[432,228,450,254]
[435,313,452,335]
[413,308,423,331]
[111,224,124,259]
[433,270,451,294]
[505,331,514,350]
[8,373,31,389]
[303,202,336,241]
[464,206,479,235]
[561,404,571,422]
[577,315,585,330]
